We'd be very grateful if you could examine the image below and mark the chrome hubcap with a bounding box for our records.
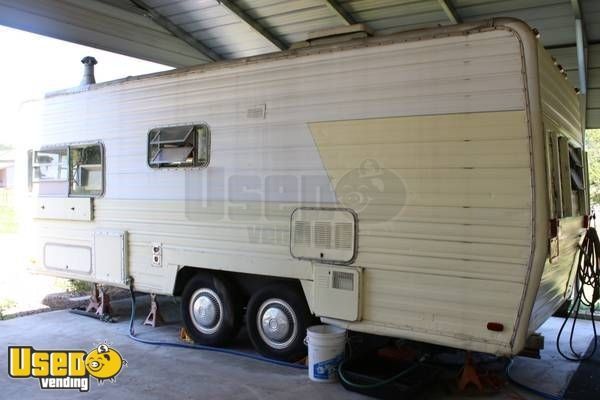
[257,299,297,349]
[190,288,222,334]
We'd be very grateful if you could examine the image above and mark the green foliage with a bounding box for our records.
[0,189,17,233]
[0,298,17,320]
[0,205,17,234]
[67,279,91,293]
[586,129,600,208]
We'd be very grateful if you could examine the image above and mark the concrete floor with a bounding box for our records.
[0,295,596,400]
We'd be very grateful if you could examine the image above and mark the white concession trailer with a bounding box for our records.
[19,18,588,361]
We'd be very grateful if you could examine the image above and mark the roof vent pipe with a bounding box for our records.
[80,56,97,85]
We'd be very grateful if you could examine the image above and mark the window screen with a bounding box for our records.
[148,124,210,168]
[70,143,104,196]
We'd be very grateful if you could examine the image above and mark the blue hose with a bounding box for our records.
[505,359,563,400]
[127,283,307,370]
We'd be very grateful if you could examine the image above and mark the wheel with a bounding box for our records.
[246,282,313,361]
[181,273,241,346]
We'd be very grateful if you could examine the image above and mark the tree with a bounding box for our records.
[586,130,600,208]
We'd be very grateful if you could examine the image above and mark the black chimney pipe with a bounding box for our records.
[80,56,97,85]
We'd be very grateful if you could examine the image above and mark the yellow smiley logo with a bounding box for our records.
[85,344,127,382]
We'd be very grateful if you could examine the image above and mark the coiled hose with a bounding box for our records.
[556,226,600,361]
[337,355,427,389]
[506,225,600,400]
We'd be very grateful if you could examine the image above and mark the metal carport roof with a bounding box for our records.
[0,0,598,127]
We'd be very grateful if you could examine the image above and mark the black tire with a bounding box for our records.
[181,273,241,346]
[246,282,313,361]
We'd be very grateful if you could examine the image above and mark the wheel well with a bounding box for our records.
[173,267,302,305]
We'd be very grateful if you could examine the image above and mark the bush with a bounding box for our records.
[0,298,17,320]
[67,280,91,293]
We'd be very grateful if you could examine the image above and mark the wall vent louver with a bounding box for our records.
[293,221,311,246]
[314,222,332,248]
[335,223,353,249]
[290,208,357,264]
[332,270,354,291]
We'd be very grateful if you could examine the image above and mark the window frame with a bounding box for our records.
[554,135,586,218]
[31,146,69,183]
[546,130,563,218]
[29,141,105,198]
[68,142,105,198]
[147,123,211,169]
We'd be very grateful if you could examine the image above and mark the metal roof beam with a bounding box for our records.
[576,19,587,94]
[571,0,588,132]
[129,0,221,61]
[323,0,356,26]
[571,0,588,92]
[216,0,286,51]
[437,0,461,24]
[571,0,583,20]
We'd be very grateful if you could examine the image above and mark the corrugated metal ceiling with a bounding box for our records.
[0,0,598,126]
[102,0,597,57]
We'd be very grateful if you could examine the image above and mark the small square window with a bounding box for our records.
[148,124,210,168]
[70,143,104,196]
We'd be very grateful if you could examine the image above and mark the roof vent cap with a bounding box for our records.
[80,56,97,86]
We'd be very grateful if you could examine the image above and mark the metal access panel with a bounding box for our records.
[44,243,92,274]
[94,230,128,285]
[313,264,361,321]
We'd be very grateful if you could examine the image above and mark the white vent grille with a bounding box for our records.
[294,221,311,245]
[314,222,332,248]
[332,271,354,291]
[290,208,356,263]
[335,223,353,249]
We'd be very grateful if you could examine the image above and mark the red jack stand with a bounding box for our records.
[144,293,164,327]
[458,352,483,392]
[85,284,112,317]
[85,284,100,313]
[180,327,193,343]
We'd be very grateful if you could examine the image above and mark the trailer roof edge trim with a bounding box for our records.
[45,17,533,99]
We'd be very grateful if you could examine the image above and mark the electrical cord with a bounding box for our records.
[126,279,307,370]
[504,224,600,399]
[556,224,600,361]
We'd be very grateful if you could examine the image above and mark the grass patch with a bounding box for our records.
[67,279,91,293]
[0,298,17,320]
[0,205,17,234]
[54,278,91,293]
[0,189,17,234]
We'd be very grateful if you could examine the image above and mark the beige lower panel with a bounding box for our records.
[309,110,532,354]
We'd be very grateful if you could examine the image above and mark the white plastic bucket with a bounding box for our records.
[306,324,346,382]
